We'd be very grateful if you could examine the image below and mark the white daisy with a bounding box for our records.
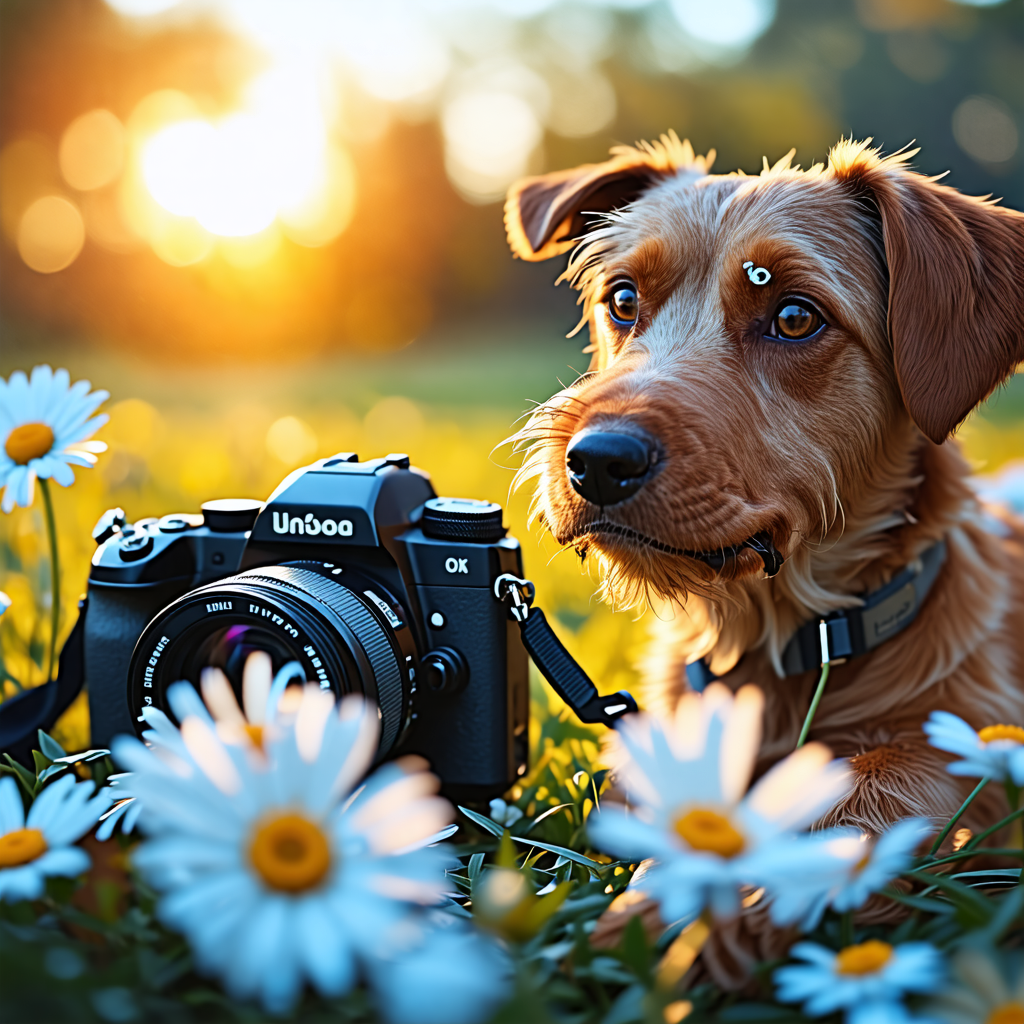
[97,654,307,840]
[774,939,944,1024]
[759,817,932,930]
[0,365,108,513]
[587,683,852,922]
[0,774,111,902]
[929,946,1024,1024]
[924,710,1024,784]
[488,798,523,828]
[197,652,308,754]
[368,911,513,1024]
[112,684,506,1017]
[0,590,10,616]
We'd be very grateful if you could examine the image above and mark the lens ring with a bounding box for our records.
[247,566,405,750]
[127,566,407,754]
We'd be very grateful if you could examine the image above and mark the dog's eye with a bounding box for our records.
[768,300,825,342]
[607,283,639,326]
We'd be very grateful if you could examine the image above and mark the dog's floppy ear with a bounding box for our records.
[504,132,711,262]
[831,141,1024,444]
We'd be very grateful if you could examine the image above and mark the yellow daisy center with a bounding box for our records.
[4,422,55,466]
[673,808,745,858]
[988,1004,1024,1024]
[249,812,331,892]
[835,940,893,976]
[978,724,1024,745]
[0,827,48,868]
[242,723,264,750]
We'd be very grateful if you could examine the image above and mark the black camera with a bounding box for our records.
[82,452,529,799]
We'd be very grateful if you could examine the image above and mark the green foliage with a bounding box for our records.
[3,700,1024,1023]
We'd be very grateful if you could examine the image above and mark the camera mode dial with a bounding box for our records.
[202,498,263,532]
[421,497,505,543]
[117,529,154,561]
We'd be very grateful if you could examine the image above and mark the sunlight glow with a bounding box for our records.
[136,66,344,244]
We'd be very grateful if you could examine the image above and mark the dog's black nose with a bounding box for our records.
[565,430,654,506]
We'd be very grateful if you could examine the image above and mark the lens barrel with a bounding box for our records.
[127,563,409,753]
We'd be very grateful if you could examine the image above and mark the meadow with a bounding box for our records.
[2,332,1023,754]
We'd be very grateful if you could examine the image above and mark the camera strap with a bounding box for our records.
[0,599,89,766]
[494,574,637,728]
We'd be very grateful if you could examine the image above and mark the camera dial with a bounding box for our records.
[202,498,263,532]
[117,530,153,562]
[422,647,469,694]
[421,497,505,542]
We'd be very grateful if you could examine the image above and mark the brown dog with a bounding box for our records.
[503,134,1024,981]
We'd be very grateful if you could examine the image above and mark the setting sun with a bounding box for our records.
[138,67,340,242]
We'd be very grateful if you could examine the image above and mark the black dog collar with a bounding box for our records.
[686,539,948,690]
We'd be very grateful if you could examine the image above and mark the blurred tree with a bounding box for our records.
[0,0,1019,361]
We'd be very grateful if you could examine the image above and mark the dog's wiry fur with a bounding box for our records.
[504,134,1024,986]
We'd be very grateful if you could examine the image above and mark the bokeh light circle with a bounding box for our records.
[18,195,86,273]
[952,96,1019,165]
[59,109,125,191]
[669,0,776,49]
[442,91,542,202]
[266,416,318,464]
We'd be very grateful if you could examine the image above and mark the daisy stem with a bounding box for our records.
[926,847,1024,870]
[1005,782,1022,850]
[927,777,990,856]
[796,663,831,749]
[962,803,1024,853]
[839,910,853,947]
[38,478,60,684]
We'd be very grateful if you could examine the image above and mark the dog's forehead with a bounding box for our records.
[619,168,854,263]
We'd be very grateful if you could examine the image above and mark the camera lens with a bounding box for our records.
[127,563,409,755]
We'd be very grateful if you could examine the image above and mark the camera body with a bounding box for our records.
[84,452,529,799]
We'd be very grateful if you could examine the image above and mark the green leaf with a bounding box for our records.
[31,750,53,776]
[554,894,613,920]
[52,748,110,764]
[618,914,651,981]
[467,852,485,883]
[458,804,504,838]
[951,868,1022,881]
[37,730,66,760]
[904,869,994,925]
[719,1005,806,1021]
[587,955,636,985]
[880,888,956,915]
[525,803,574,833]
[975,883,1024,944]
[511,835,607,872]
[602,983,646,1024]
[1,754,38,798]
[37,763,70,784]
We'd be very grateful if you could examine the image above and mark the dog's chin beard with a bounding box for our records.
[557,520,784,578]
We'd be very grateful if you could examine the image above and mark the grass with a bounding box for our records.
[1,343,1023,1022]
